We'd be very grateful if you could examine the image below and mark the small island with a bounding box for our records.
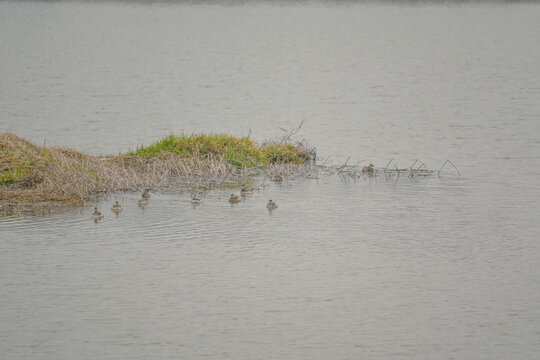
[0,133,315,204]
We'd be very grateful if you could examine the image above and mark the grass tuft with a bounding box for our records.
[129,133,313,167]
[130,134,269,167]
[262,144,311,164]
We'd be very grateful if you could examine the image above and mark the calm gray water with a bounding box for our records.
[1,1,540,359]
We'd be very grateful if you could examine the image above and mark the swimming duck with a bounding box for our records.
[266,200,278,210]
[241,187,254,196]
[111,201,123,211]
[191,193,201,205]
[229,194,242,204]
[141,189,151,199]
[272,175,283,182]
[362,164,375,173]
[91,207,104,219]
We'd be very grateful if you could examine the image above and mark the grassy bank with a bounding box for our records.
[0,133,314,204]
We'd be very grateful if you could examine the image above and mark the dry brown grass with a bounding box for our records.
[0,133,236,204]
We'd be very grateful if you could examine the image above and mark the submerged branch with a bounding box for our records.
[438,159,461,177]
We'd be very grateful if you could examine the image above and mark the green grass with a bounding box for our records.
[129,134,310,167]
[0,150,35,185]
[262,144,311,164]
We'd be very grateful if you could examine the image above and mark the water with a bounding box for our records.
[1,1,540,359]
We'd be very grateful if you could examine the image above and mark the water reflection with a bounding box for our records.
[137,198,149,208]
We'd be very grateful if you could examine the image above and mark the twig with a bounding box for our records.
[411,161,426,177]
[438,160,461,177]
[336,156,351,172]
[384,158,395,174]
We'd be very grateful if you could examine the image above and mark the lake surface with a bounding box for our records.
[1,1,540,359]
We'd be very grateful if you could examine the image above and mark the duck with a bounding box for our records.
[91,207,104,219]
[111,201,123,212]
[141,189,151,199]
[266,200,278,210]
[362,164,375,173]
[241,187,254,196]
[191,193,201,205]
[229,194,242,204]
[272,175,283,182]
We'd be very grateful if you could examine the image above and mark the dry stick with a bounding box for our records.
[438,160,461,177]
[408,159,422,177]
[290,118,304,137]
[384,158,395,174]
[320,155,331,167]
[394,164,401,179]
[278,119,305,145]
[409,159,419,176]
[217,167,233,188]
[336,156,351,172]
[411,161,426,178]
